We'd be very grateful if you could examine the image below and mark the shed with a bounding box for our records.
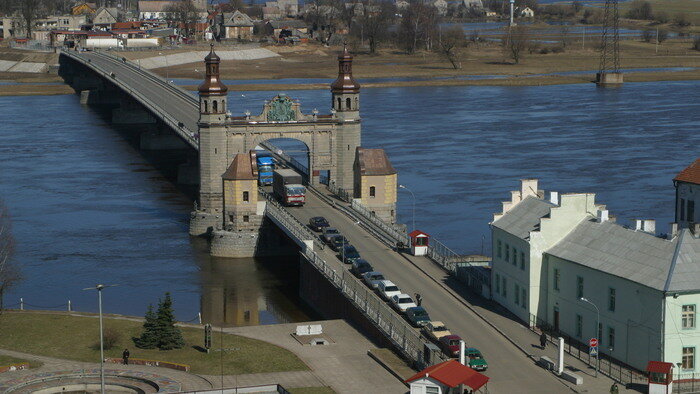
[409,230,429,256]
[405,359,489,393]
[647,361,674,394]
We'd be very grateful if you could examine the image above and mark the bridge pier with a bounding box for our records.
[210,218,297,258]
[79,89,121,107]
[189,210,220,236]
[72,74,103,92]
[177,156,199,186]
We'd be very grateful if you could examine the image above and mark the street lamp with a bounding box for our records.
[158,52,169,80]
[580,297,600,377]
[83,284,118,394]
[398,184,416,232]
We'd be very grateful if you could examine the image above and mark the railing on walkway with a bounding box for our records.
[350,199,410,246]
[674,373,700,393]
[259,188,320,249]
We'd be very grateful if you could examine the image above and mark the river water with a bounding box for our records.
[1,80,698,320]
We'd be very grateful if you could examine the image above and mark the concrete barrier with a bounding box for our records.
[560,370,583,385]
[104,358,190,372]
[537,356,555,371]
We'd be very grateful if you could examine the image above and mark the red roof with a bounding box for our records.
[647,361,673,374]
[405,360,489,390]
[675,159,700,185]
[409,230,429,238]
[113,21,144,29]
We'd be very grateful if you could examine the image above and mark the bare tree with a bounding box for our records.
[398,1,438,54]
[0,200,21,312]
[437,26,465,69]
[165,0,200,38]
[503,25,530,64]
[352,0,394,54]
[19,0,45,39]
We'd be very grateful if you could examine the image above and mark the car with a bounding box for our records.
[339,244,361,264]
[350,259,374,277]
[377,280,401,301]
[328,235,348,252]
[391,293,417,313]
[422,321,452,343]
[465,347,488,371]
[362,271,385,289]
[308,216,329,232]
[438,334,463,358]
[321,227,341,244]
[405,306,431,327]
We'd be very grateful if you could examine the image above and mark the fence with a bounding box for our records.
[674,373,700,393]
[260,188,323,249]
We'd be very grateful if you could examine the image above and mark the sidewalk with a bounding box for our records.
[398,251,644,393]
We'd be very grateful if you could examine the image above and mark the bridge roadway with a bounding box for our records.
[64,51,566,392]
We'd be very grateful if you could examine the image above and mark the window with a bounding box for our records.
[683,347,695,370]
[369,186,376,198]
[521,288,526,308]
[243,215,249,222]
[497,240,502,258]
[213,100,218,113]
[598,323,603,345]
[204,101,208,113]
[689,200,696,222]
[346,97,351,109]
[495,274,500,294]
[577,276,584,298]
[515,283,520,304]
[337,97,341,109]
[520,251,525,270]
[608,326,615,349]
[242,191,249,202]
[512,247,517,265]
[576,314,583,338]
[553,268,560,291]
[683,305,696,329]
[426,386,440,394]
[503,277,507,297]
[608,288,616,312]
[505,244,510,262]
[681,198,686,220]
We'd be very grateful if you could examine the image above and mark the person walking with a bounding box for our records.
[415,293,423,307]
[609,383,619,394]
[540,332,547,349]
[122,348,130,365]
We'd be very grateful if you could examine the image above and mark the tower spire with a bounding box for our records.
[198,44,228,96]
[330,44,360,94]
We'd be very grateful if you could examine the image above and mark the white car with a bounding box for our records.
[377,280,401,301]
[363,271,385,289]
[391,293,417,313]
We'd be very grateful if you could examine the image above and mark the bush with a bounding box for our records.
[92,328,121,351]
[550,46,565,53]
[626,0,653,20]
[539,47,550,54]
[693,36,700,51]
[641,30,654,42]
[674,13,692,27]
[657,30,668,43]
[654,11,669,24]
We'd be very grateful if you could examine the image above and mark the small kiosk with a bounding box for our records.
[409,230,430,256]
[646,361,674,394]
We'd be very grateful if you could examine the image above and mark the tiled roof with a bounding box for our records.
[492,196,554,240]
[674,158,700,185]
[222,154,256,180]
[405,360,489,390]
[355,148,395,176]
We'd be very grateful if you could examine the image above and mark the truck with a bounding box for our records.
[272,169,305,206]
[256,155,275,186]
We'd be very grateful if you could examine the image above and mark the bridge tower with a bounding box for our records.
[191,45,229,235]
[330,45,361,193]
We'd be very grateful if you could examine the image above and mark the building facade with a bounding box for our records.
[675,158,700,229]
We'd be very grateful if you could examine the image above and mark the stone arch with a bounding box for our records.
[251,135,314,179]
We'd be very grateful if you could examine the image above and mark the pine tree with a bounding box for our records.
[155,292,185,350]
[134,304,159,349]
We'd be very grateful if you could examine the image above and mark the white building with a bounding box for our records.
[674,158,700,229]
[491,178,700,372]
[520,6,535,17]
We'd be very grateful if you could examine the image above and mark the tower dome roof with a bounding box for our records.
[198,44,228,96]
[330,45,360,94]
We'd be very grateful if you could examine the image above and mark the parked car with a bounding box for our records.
[339,244,361,264]
[308,216,329,232]
[328,235,348,252]
[405,306,431,327]
[350,259,373,277]
[465,347,488,371]
[422,321,452,343]
[362,271,385,289]
[321,227,341,244]
[377,280,401,301]
[391,293,417,313]
[438,335,463,358]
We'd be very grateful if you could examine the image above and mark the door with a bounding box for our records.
[553,307,560,332]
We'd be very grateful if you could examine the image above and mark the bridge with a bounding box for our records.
[59,46,570,393]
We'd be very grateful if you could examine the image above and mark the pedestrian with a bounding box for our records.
[415,293,422,307]
[540,332,547,349]
[610,383,619,394]
[122,348,130,365]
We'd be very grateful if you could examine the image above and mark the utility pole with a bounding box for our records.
[83,284,119,394]
[596,0,623,85]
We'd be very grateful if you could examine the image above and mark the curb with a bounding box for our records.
[367,350,410,387]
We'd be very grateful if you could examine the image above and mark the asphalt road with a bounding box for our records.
[285,191,568,393]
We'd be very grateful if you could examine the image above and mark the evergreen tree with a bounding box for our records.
[156,292,185,350]
[134,304,159,349]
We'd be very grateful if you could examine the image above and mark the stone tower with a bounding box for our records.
[353,148,397,223]
[191,45,229,236]
[330,45,361,193]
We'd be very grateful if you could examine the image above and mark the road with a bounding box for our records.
[284,191,568,393]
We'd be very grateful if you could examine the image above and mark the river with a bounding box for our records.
[0,80,698,320]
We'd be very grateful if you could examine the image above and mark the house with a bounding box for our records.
[218,11,254,41]
[138,0,207,21]
[433,0,448,16]
[93,7,119,25]
[674,158,700,229]
[520,6,535,17]
[485,9,498,17]
[263,20,308,38]
[72,2,97,15]
[262,5,283,20]
[405,360,489,393]
[491,176,700,372]
[395,0,409,10]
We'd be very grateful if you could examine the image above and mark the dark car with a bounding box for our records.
[439,335,463,358]
[339,244,361,264]
[308,216,329,232]
[405,306,431,327]
[350,259,373,277]
[328,235,348,252]
[321,227,341,244]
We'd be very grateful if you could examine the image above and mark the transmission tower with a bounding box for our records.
[596,0,623,85]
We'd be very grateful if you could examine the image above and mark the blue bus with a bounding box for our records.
[257,155,275,186]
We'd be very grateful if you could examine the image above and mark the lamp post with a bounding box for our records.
[158,52,169,80]
[580,297,600,377]
[83,284,118,394]
[398,184,416,232]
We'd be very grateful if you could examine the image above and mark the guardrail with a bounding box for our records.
[259,189,322,249]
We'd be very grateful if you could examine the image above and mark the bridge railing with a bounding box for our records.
[259,189,322,249]
[349,199,411,247]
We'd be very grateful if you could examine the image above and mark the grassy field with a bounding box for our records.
[0,312,308,375]
[620,0,700,25]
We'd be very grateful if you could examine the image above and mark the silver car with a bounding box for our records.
[362,271,385,289]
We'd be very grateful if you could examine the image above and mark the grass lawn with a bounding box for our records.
[0,354,41,368]
[288,387,336,394]
[0,312,308,375]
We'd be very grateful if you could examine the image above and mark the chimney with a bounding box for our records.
[643,219,656,235]
[692,223,700,236]
[521,179,539,198]
[549,191,559,206]
[669,223,679,239]
[597,209,609,223]
[635,219,643,231]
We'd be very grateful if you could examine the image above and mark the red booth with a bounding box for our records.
[647,361,674,394]
[409,230,429,256]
